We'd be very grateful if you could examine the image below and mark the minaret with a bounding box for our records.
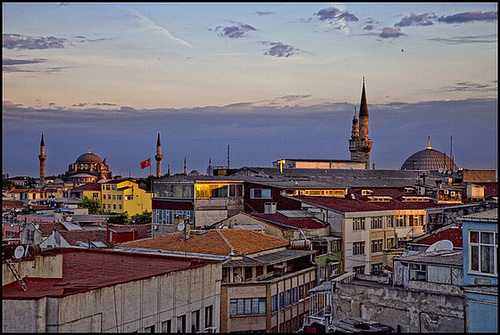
[349,107,359,161]
[155,132,163,178]
[184,157,187,174]
[38,133,47,188]
[357,77,372,169]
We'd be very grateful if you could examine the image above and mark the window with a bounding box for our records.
[271,294,278,312]
[329,263,340,277]
[409,263,426,281]
[177,315,186,333]
[112,185,116,190]
[118,195,122,200]
[371,263,383,274]
[230,298,266,315]
[113,204,116,210]
[144,325,155,333]
[161,320,171,333]
[119,205,122,210]
[108,194,111,200]
[469,230,497,275]
[112,195,116,200]
[386,237,395,249]
[205,305,213,328]
[385,216,393,228]
[191,310,200,333]
[353,266,365,274]
[125,195,133,200]
[353,242,365,255]
[93,193,99,199]
[250,188,272,199]
[371,239,383,253]
[396,215,405,227]
[106,185,110,190]
[229,184,243,197]
[107,204,111,210]
[353,217,365,231]
[371,217,383,229]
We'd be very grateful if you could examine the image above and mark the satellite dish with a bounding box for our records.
[177,222,185,232]
[35,224,40,229]
[426,240,453,252]
[447,170,452,175]
[14,246,25,259]
[438,168,444,174]
[453,168,458,173]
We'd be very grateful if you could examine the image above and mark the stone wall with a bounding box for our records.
[333,280,465,333]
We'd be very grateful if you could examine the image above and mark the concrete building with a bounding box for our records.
[2,247,221,333]
[118,228,317,333]
[100,178,151,217]
[460,209,498,333]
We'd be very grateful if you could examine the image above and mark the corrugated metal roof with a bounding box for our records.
[460,208,497,221]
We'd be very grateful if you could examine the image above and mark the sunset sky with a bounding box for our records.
[2,2,498,178]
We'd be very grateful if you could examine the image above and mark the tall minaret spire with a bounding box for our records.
[357,77,372,169]
[155,132,163,178]
[38,132,47,188]
[348,77,372,169]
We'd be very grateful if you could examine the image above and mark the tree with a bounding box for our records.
[130,211,152,225]
[78,196,101,214]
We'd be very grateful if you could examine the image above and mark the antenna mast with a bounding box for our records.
[227,145,230,169]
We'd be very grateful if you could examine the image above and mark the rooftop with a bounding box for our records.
[460,208,498,222]
[247,211,327,230]
[393,250,463,267]
[411,225,463,248]
[2,247,217,300]
[119,229,289,256]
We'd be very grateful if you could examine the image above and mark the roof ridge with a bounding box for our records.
[215,228,236,255]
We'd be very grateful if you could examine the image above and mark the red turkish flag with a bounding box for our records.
[140,158,151,169]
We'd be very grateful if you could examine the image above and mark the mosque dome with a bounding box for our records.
[401,138,457,171]
[75,152,102,164]
[188,169,202,176]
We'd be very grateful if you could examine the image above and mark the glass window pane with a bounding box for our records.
[252,298,259,314]
[480,245,494,274]
[470,231,479,243]
[245,298,252,314]
[238,299,244,315]
[230,300,237,316]
[259,299,266,314]
[481,232,494,244]
[471,245,479,271]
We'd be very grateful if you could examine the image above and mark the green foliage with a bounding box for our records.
[78,196,101,214]
[107,214,128,225]
[130,211,152,225]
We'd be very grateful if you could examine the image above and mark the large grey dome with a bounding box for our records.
[75,152,102,164]
[401,148,457,171]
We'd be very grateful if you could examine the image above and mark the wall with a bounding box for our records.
[333,280,465,333]
[3,254,63,286]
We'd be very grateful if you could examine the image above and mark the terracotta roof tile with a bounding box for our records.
[59,229,109,246]
[120,229,289,256]
[249,212,326,230]
[412,226,463,248]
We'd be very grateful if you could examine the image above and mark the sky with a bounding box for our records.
[2,2,498,179]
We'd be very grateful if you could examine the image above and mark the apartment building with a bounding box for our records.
[118,228,317,333]
[100,178,151,216]
[2,247,221,333]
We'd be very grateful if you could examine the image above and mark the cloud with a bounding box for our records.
[379,27,406,39]
[429,33,497,44]
[130,11,193,48]
[262,42,298,58]
[3,33,67,50]
[216,24,257,38]
[438,10,498,24]
[440,80,497,93]
[255,11,274,16]
[395,13,436,27]
[314,6,358,23]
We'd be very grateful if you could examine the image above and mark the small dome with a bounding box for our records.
[401,148,457,171]
[75,152,102,164]
[188,170,202,176]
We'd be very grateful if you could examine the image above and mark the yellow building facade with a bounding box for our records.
[101,179,151,217]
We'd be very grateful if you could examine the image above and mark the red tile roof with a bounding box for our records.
[70,183,101,192]
[295,195,447,213]
[2,200,26,209]
[120,229,289,256]
[37,222,66,236]
[59,229,109,246]
[2,248,218,299]
[412,226,463,248]
[248,212,327,230]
